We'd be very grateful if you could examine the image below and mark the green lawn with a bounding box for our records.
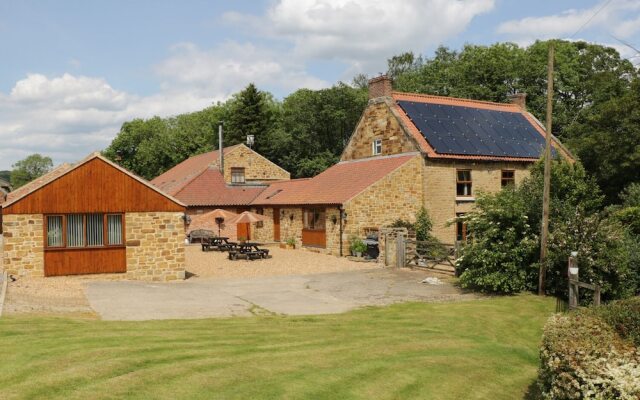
[0,295,553,400]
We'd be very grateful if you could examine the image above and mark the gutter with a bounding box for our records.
[339,206,344,257]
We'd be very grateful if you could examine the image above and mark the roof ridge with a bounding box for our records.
[392,91,520,109]
[336,152,419,165]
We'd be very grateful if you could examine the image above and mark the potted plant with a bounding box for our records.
[350,237,367,258]
[238,236,247,244]
[285,237,296,250]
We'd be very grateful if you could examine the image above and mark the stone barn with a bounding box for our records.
[1,153,186,281]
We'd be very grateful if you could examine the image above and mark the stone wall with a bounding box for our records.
[221,145,290,183]
[278,207,303,247]
[424,160,532,243]
[1,214,44,277]
[125,212,186,281]
[249,206,275,242]
[337,155,423,256]
[341,100,418,161]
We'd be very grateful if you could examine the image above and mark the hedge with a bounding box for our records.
[539,311,640,399]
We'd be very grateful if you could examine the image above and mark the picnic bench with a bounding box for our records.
[228,242,270,261]
[202,237,231,252]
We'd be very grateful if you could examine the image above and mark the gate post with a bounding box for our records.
[568,251,579,309]
[396,234,406,268]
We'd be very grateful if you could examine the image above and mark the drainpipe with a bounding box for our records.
[339,206,344,257]
[218,121,224,173]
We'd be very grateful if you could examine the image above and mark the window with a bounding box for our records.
[45,214,124,249]
[255,208,264,228]
[456,170,472,196]
[67,214,84,247]
[231,167,245,183]
[372,139,382,155]
[501,170,515,187]
[107,214,123,245]
[303,208,326,231]
[47,215,64,247]
[456,213,468,242]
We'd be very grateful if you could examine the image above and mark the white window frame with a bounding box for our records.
[372,139,382,155]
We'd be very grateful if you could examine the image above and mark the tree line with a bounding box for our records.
[8,39,640,205]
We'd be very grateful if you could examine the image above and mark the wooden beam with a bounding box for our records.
[539,41,554,296]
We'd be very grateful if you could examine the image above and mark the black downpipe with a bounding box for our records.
[339,206,343,257]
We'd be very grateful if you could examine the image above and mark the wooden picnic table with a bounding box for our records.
[228,242,269,260]
[201,237,230,252]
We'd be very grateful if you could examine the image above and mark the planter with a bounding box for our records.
[355,252,362,258]
[286,244,295,250]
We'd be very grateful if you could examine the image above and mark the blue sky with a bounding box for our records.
[1,0,639,170]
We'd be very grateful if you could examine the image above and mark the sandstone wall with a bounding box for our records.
[341,100,418,161]
[222,145,290,183]
[1,214,44,277]
[337,156,423,256]
[249,207,275,243]
[424,160,532,243]
[125,212,186,281]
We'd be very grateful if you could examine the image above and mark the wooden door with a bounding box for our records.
[237,223,250,240]
[273,207,280,241]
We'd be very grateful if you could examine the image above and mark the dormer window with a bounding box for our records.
[372,139,382,155]
[231,167,245,183]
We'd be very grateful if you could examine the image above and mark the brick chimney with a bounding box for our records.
[507,92,527,110]
[368,75,393,99]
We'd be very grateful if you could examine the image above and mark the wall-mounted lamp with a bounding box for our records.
[289,213,294,221]
[342,211,348,223]
[331,215,338,225]
[181,214,192,224]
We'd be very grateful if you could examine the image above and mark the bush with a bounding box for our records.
[597,297,640,347]
[349,236,367,255]
[539,312,640,399]
[456,158,639,298]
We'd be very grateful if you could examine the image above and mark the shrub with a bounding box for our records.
[597,297,640,347]
[414,207,433,241]
[539,312,640,399]
[456,158,639,298]
[620,182,640,208]
[349,236,366,255]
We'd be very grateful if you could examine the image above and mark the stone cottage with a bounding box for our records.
[151,143,290,240]
[1,153,186,280]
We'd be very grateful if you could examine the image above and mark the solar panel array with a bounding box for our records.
[397,100,552,158]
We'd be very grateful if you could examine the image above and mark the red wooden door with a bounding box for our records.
[237,223,250,240]
[273,207,280,241]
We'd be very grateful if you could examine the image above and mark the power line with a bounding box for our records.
[570,0,615,38]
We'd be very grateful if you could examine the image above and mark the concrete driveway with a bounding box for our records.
[85,268,475,321]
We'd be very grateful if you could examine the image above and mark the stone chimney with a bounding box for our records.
[368,75,393,100]
[507,92,527,110]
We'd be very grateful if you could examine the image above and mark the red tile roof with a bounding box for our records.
[151,145,241,196]
[251,154,418,206]
[174,167,265,206]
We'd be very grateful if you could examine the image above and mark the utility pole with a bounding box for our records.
[539,41,554,296]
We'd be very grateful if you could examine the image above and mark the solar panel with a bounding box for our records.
[397,100,552,158]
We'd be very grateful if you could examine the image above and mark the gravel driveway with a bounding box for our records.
[85,268,474,321]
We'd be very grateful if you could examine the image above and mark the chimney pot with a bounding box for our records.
[508,92,527,110]
[368,75,393,100]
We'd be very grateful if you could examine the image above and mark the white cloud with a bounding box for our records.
[0,73,212,170]
[0,41,329,170]
[155,41,327,97]
[225,0,495,74]
[497,0,640,42]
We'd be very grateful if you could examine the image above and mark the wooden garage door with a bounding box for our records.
[44,248,126,276]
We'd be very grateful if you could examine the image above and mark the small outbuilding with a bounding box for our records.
[1,153,186,280]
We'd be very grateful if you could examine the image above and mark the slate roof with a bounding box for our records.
[251,154,418,206]
[391,92,567,161]
[174,167,266,207]
[151,145,241,196]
